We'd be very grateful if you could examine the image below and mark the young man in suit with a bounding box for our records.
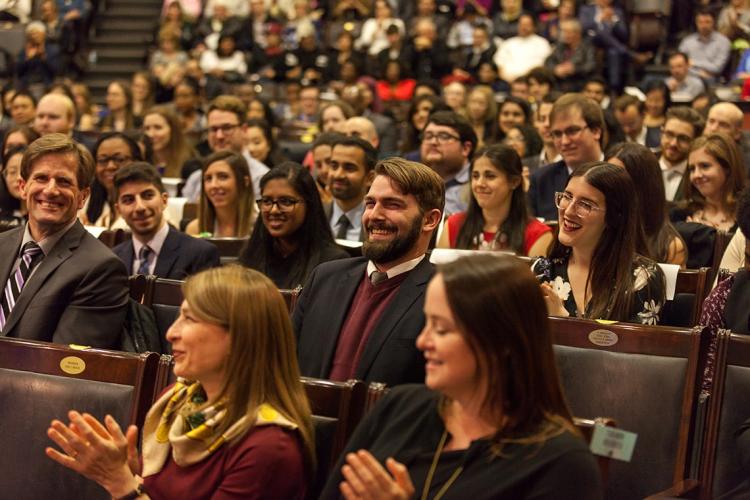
[293,157,444,386]
[112,162,220,280]
[0,133,127,347]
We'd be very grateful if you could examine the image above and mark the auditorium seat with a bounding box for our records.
[661,267,710,327]
[0,337,159,500]
[205,237,248,264]
[549,317,708,500]
[142,276,183,353]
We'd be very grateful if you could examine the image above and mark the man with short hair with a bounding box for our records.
[528,93,605,220]
[310,132,343,196]
[344,116,380,150]
[703,101,750,176]
[182,95,269,202]
[34,93,75,136]
[326,136,378,242]
[112,162,219,280]
[679,9,731,82]
[530,92,563,171]
[419,110,477,215]
[341,82,398,156]
[665,52,706,103]
[544,19,596,92]
[294,157,444,385]
[0,133,127,347]
[613,94,660,148]
[494,14,551,84]
[658,106,704,201]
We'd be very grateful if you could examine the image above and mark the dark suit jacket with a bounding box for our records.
[363,109,398,156]
[323,201,366,242]
[0,222,128,348]
[527,160,569,221]
[293,256,434,386]
[112,226,220,280]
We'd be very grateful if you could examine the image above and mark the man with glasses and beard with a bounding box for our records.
[293,158,444,386]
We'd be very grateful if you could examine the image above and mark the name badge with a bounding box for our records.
[589,425,637,462]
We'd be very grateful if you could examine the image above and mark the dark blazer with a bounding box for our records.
[323,201,366,242]
[0,222,128,348]
[112,226,220,280]
[527,160,569,221]
[293,256,434,386]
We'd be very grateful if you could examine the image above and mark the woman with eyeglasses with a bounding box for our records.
[437,144,553,257]
[81,132,142,228]
[534,162,666,325]
[186,151,256,238]
[239,162,348,289]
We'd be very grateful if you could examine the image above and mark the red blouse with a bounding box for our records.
[446,212,551,256]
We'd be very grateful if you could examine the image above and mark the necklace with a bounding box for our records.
[420,430,465,500]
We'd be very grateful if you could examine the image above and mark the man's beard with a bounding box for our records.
[362,213,423,264]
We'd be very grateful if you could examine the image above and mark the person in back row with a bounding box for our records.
[293,158,444,386]
[112,162,220,280]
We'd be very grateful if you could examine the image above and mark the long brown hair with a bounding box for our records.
[439,255,577,450]
[198,151,255,236]
[183,265,315,472]
[549,162,642,321]
[144,105,195,177]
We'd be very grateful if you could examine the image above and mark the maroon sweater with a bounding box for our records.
[143,425,307,500]
[328,272,409,381]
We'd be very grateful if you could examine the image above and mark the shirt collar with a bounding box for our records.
[659,155,687,175]
[366,254,425,280]
[22,218,77,256]
[132,222,170,258]
[331,200,365,229]
[445,162,471,188]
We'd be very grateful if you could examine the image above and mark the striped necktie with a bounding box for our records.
[0,241,44,330]
[138,246,153,276]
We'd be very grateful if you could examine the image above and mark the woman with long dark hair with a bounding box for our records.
[438,144,552,256]
[534,162,666,324]
[244,118,286,168]
[607,142,687,266]
[100,81,141,132]
[239,162,348,289]
[400,94,451,156]
[322,254,602,499]
[494,95,532,142]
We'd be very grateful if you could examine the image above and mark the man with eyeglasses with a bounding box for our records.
[419,110,477,215]
[112,163,219,280]
[658,106,705,201]
[528,93,604,221]
[181,95,269,203]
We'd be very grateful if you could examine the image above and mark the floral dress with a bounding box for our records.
[533,254,667,325]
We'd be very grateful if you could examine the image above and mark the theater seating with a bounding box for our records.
[0,337,159,500]
[549,317,709,500]
[661,267,710,327]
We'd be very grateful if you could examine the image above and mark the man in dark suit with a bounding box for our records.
[293,157,444,386]
[323,135,377,242]
[0,133,127,348]
[112,163,219,280]
[528,93,605,221]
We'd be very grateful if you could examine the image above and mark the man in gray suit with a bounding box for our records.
[0,133,127,348]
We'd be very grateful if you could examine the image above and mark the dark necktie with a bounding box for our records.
[370,270,389,285]
[335,214,351,240]
[138,246,153,276]
[0,241,44,330]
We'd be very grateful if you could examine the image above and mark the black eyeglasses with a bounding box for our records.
[256,197,302,212]
[421,131,461,144]
[96,155,132,167]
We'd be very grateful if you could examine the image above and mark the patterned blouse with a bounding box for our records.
[533,254,667,325]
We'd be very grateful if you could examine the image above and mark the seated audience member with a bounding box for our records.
[544,19,596,92]
[239,163,348,289]
[325,136,377,242]
[81,132,142,229]
[671,133,746,233]
[0,146,27,228]
[142,105,196,178]
[310,132,342,204]
[678,9,731,83]
[607,143,687,266]
[465,85,497,149]
[293,158,444,386]
[71,83,99,131]
[531,92,563,170]
[505,123,544,173]
[701,186,750,332]
[643,80,671,129]
[112,163,219,279]
[494,14,552,85]
[0,133,127,346]
[420,111,478,215]
[658,106,705,202]
[528,66,555,103]
[150,27,189,89]
[200,34,247,87]
[344,116,380,151]
[1,124,39,160]
[16,21,60,88]
[528,93,605,221]
[376,60,416,103]
[321,254,603,500]
[186,151,256,238]
[341,82,399,156]
[535,162,666,325]
[665,52,705,104]
[10,91,36,127]
[438,144,552,257]
[131,71,155,120]
[172,77,205,141]
[100,81,142,133]
[318,100,354,134]
[46,265,313,499]
[442,81,467,115]
[400,94,450,157]
[244,118,286,168]
[703,101,750,175]
[356,0,405,56]
[494,96,532,143]
[612,94,660,149]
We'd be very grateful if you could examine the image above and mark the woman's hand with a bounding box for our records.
[540,282,570,317]
[340,450,415,500]
[46,411,141,498]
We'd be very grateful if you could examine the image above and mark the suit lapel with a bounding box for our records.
[0,226,23,290]
[119,240,135,274]
[354,258,433,379]
[153,227,179,277]
[2,223,83,335]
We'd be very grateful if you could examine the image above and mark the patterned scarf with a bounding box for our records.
[141,379,298,477]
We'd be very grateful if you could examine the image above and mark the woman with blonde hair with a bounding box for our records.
[186,151,256,237]
[143,105,196,178]
[46,265,314,499]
